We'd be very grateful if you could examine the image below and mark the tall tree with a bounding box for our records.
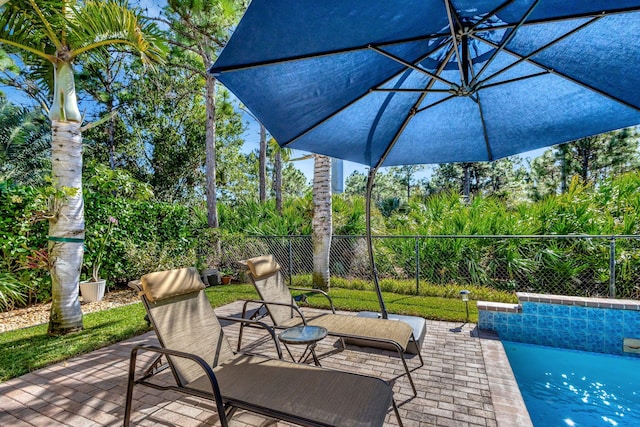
[531,128,639,198]
[163,0,246,228]
[312,154,332,290]
[75,51,128,170]
[267,137,293,213]
[116,57,245,203]
[0,0,165,335]
[529,149,563,200]
[389,164,425,201]
[259,123,267,202]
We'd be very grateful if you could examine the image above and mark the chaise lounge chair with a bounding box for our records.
[238,255,425,396]
[124,267,403,427]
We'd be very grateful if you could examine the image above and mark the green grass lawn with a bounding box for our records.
[0,283,485,382]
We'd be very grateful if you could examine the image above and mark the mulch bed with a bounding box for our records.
[0,289,139,333]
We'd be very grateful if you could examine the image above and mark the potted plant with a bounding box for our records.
[219,268,235,285]
[80,216,117,302]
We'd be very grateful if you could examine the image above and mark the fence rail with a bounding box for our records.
[218,235,640,299]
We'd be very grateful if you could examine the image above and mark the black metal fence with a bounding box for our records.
[219,235,640,299]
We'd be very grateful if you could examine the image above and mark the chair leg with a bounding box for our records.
[397,348,417,396]
[237,322,245,352]
[415,334,425,368]
[392,399,404,427]
[124,347,141,427]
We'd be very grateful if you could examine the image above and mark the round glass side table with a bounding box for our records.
[278,325,328,366]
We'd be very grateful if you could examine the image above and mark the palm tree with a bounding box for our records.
[0,0,166,335]
[312,154,332,290]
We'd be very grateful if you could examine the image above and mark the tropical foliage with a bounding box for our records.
[3,170,640,309]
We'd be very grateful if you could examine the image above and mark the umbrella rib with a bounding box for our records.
[473,15,602,89]
[368,45,457,89]
[373,88,452,93]
[474,92,494,162]
[470,0,541,88]
[444,0,466,85]
[470,0,516,31]
[373,49,455,169]
[479,71,550,90]
[211,33,448,74]
[415,94,457,114]
[487,5,640,31]
[479,38,640,113]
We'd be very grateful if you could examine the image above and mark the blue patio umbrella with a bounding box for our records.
[211,0,640,318]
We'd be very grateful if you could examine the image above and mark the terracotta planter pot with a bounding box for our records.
[80,279,106,303]
[221,275,232,285]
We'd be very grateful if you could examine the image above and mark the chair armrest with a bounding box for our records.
[288,287,336,313]
[240,298,309,324]
[216,315,284,359]
[127,345,229,427]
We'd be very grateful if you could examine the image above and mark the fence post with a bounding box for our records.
[415,237,420,293]
[609,238,616,298]
[288,238,293,287]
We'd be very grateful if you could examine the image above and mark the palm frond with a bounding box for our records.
[0,0,60,61]
[67,1,167,67]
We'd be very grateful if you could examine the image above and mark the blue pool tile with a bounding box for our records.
[573,338,589,352]
[604,336,623,355]
[552,316,570,332]
[522,313,538,329]
[605,309,624,325]
[623,311,640,331]
[521,302,537,314]
[478,311,494,330]
[570,306,588,320]
[507,313,523,327]
[494,312,508,326]
[586,334,605,353]
[569,318,587,331]
[587,308,605,322]
[553,304,571,319]
[537,304,555,317]
[562,331,588,351]
[587,319,605,335]
[538,329,556,347]
[520,327,538,344]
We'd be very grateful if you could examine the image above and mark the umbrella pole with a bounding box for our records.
[366,167,389,319]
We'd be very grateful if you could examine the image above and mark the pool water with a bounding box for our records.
[503,341,640,427]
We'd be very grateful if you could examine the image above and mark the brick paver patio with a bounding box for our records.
[0,301,531,426]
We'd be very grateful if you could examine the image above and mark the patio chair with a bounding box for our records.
[124,267,403,427]
[238,255,425,396]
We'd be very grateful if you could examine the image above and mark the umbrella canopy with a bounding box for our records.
[211,0,640,168]
[211,0,640,317]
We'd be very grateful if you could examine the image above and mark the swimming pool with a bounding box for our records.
[503,341,640,427]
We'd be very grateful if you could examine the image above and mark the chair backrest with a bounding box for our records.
[244,255,298,326]
[139,267,235,386]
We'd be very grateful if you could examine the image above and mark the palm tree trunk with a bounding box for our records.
[312,155,332,290]
[48,120,84,335]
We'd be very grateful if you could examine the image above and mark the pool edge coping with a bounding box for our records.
[478,329,533,427]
